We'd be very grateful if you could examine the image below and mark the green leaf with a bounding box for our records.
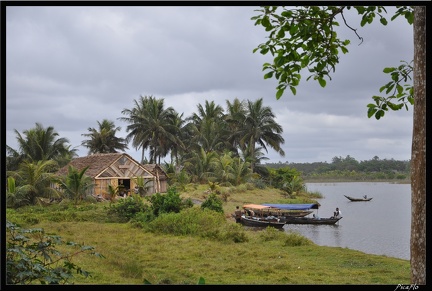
[383,67,396,73]
[405,12,414,24]
[379,17,388,25]
[276,88,284,99]
[385,84,394,94]
[262,16,270,28]
[367,106,377,118]
[290,86,297,95]
[318,78,326,88]
[341,46,349,54]
[264,71,274,79]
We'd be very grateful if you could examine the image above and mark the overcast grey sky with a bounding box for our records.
[5,5,414,164]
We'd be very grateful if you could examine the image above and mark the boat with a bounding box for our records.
[238,204,286,229]
[260,203,342,224]
[344,195,373,202]
[281,216,342,225]
[239,215,286,229]
[262,203,319,218]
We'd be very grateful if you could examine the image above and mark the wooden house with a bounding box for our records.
[55,153,166,198]
[142,164,169,193]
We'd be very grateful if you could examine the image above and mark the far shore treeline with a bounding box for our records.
[266,155,410,182]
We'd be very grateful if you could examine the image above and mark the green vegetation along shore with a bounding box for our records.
[6,185,410,285]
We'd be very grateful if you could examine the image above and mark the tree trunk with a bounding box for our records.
[410,6,426,285]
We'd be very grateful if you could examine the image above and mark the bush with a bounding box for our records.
[145,207,226,236]
[283,230,314,246]
[107,195,148,222]
[200,193,224,213]
[6,220,104,285]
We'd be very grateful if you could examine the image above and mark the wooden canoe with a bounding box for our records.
[281,216,342,225]
[239,215,285,229]
[344,195,373,202]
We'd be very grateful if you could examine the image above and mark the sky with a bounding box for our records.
[4,4,414,164]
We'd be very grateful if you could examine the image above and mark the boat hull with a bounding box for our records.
[281,216,342,225]
[344,195,373,201]
[240,216,285,229]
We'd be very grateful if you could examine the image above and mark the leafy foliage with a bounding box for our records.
[107,195,148,222]
[146,187,192,216]
[7,160,61,207]
[56,165,94,204]
[200,193,224,213]
[252,6,414,120]
[6,220,103,285]
[81,119,129,154]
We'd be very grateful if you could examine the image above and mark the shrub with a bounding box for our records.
[145,207,226,236]
[258,226,287,242]
[283,230,314,246]
[200,193,224,213]
[6,220,104,285]
[107,195,147,222]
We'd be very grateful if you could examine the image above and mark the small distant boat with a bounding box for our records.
[344,195,373,202]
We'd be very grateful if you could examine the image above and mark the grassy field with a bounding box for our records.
[6,184,411,285]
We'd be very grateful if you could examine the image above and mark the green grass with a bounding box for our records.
[6,185,410,285]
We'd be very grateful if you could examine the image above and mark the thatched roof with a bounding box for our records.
[56,153,145,178]
[142,164,168,178]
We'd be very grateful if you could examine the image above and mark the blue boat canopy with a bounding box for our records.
[262,203,319,210]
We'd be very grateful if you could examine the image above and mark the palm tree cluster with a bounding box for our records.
[5,96,286,207]
[119,95,285,186]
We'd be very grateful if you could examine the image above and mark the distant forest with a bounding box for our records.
[265,155,410,182]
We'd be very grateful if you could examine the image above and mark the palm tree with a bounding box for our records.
[224,98,247,154]
[5,177,29,208]
[119,95,181,164]
[81,119,129,154]
[56,165,94,204]
[183,147,218,184]
[7,123,77,170]
[184,100,229,156]
[7,160,60,206]
[239,98,285,172]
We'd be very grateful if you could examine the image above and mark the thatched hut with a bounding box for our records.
[55,153,165,198]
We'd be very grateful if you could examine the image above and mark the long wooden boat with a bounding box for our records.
[239,215,285,229]
[344,195,373,202]
[262,203,318,218]
[281,216,342,225]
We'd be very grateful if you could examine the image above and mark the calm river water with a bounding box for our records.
[282,182,411,260]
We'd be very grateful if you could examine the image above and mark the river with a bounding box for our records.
[281,182,411,260]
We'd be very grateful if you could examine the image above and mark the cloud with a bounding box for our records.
[5,5,414,164]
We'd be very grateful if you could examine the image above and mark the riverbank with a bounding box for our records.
[6,184,411,284]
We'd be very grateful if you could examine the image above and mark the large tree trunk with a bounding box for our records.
[410,6,426,285]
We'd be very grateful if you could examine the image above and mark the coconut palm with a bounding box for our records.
[5,177,30,208]
[7,160,60,206]
[119,95,180,164]
[224,98,248,153]
[239,98,285,172]
[186,100,229,154]
[7,123,77,170]
[81,119,129,154]
[56,165,94,204]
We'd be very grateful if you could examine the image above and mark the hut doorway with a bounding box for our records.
[118,179,131,196]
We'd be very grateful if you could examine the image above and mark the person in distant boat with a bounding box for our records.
[249,210,255,217]
[363,195,367,199]
[333,207,342,218]
[313,214,321,220]
[234,206,242,223]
